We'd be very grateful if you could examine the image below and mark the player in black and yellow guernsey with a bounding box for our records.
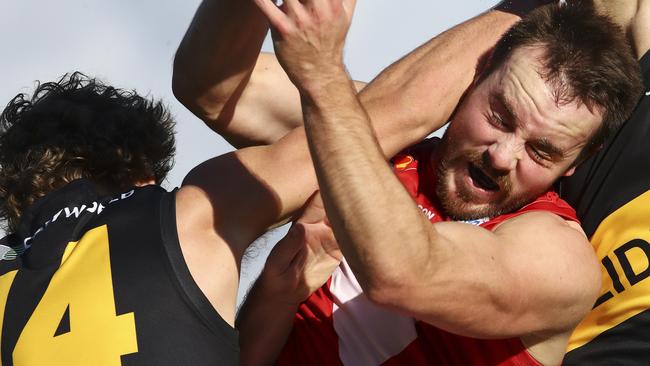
[0,73,249,365]
[0,73,346,364]
[0,70,356,364]
[561,0,650,364]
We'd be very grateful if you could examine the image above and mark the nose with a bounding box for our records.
[486,135,521,172]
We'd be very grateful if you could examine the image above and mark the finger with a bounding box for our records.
[307,0,328,10]
[323,214,332,227]
[284,0,309,19]
[266,223,306,269]
[341,0,356,22]
[288,239,309,272]
[254,0,292,33]
[304,222,341,258]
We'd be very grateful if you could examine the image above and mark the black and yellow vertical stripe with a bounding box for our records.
[562,50,650,365]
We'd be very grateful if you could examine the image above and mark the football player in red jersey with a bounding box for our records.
[173,0,643,365]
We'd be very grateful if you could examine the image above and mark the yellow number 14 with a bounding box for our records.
[12,225,138,365]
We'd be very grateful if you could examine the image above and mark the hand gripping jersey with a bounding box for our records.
[0,180,238,365]
[277,138,579,366]
[561,51,650,365]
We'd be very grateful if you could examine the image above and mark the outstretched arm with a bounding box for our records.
[173,0,354,147]
[592,0,650,58]
[173,0,529,148]
[172,0,294,147]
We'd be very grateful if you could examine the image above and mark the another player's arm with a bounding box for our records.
[237,194,341,366]
[360,0,557,149]
[631,0,650,57]
[235,264,299,366]
[173,0,538,148]
[174,130,315,325]
[235,232,310,366]
[592,0,650,59]
[172,0,359,147]
[172,0,292,147]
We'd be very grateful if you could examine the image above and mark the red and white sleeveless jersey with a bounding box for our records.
[277,139,579,366]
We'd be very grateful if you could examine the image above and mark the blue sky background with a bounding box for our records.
[0,0,499,303]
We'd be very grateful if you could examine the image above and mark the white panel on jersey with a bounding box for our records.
[331,259,418,366]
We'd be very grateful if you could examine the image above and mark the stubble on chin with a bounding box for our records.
[434,152,532,220]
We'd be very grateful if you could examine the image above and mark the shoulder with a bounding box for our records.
[495,210,584,238]
[481,191,578,231]
[495,211,599,292]
[493,210,587,251]
[495,211,601,329]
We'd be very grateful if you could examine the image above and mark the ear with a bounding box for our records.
[562,166,577,177]
[568,142,604,175]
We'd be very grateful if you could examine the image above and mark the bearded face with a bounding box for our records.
[432,47,602,220]
[435,144,539,220]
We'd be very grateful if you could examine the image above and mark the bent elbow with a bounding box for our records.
[362,276,411,310]
[171,71,198,112]
[363,283,387,304]
[171,72,229,129]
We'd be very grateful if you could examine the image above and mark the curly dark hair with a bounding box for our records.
[0,72,176,232]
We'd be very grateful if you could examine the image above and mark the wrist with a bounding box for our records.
[257,270,304,308]
[296,65,354,103]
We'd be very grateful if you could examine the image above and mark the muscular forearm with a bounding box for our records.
[299,0,566,324]
[295,4,529,289]
[173,0,269,146]
[236,277,298,366]
[301,70,442,301]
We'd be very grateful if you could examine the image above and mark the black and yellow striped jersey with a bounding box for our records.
[561,51,650,365]
[0,179,238,365]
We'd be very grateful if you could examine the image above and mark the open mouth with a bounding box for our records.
[468,163,500,191]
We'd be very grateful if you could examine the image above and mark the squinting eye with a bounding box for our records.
[488,111,506,128]
[529,146,548,163]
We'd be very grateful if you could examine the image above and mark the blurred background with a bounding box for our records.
[0,0,499,304]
